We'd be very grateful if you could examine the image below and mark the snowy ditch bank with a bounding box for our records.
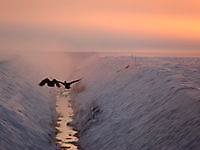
[0,60,57,150]
[0,52,96,150]
[70,57,200,150]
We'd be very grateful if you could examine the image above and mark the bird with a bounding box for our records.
[39,78,81,89]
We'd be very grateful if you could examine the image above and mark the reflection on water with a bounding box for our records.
[55,90,79,150]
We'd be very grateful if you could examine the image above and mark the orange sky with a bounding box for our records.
[0,0,200,57]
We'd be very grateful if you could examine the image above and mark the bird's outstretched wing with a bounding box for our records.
[39,78,50,86]
[57,80,64,84]
[68,79,81,85]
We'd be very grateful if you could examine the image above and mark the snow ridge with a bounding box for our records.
[0,60,57,150]
[71,57,200,150]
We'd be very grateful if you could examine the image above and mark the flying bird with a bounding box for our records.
[39,78,81,89]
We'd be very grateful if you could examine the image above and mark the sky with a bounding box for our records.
[0,0,200,57]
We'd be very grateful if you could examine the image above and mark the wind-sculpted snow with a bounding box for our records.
[0,60,57,150]
[71,57,200,150]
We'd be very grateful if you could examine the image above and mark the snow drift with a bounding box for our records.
[0,52,96,150]
[0,58,57,150]
[71,56,200,150]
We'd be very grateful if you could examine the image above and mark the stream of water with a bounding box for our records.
[55,90,79,150]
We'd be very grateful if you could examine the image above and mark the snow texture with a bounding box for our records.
[71,56,200,150]
[0,59,57,150]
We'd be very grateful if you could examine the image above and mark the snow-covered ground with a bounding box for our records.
[0,52,96,150]
[71,56,200,150]
[0,58,57,150]
[1,53,200,150]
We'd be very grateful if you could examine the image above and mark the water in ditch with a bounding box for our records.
[55,90,79,150]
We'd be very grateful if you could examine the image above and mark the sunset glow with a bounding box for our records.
[0,0,199,56]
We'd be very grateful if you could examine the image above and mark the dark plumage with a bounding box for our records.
[39,78,81,89]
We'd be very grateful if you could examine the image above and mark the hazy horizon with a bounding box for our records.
[0,0,199,57]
